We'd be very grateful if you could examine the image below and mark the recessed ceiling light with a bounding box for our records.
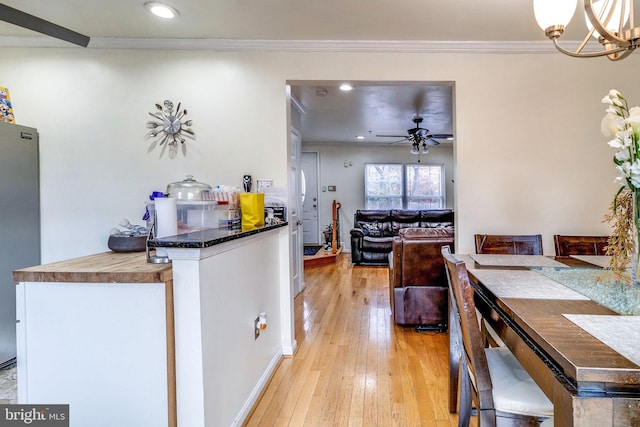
[339,84,353,91]
[356,135,365,140]
[144,2,179,19]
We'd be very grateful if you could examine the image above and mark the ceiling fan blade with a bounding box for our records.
[429,133,453,139]
[424,137,441,146]
[0,4,90,47]
[388,137,409,145]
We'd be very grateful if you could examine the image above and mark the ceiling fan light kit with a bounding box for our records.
[376,116,451,153]
[533,0,640,60]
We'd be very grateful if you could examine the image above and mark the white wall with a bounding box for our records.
[302,144,454,251]
[1,47,637,261]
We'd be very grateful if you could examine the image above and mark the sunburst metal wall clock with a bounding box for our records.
[146,100,195,158]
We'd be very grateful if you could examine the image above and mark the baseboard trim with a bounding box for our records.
[232,348,284,426]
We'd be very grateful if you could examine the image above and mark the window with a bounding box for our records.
[406,164,445,209]
[365,163,445,210]
[364,164,403,209]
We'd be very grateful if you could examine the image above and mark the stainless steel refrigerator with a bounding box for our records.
[0,122,40,369]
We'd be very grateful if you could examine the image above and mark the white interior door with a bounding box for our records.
[289,129,304,296]
[301,152,319,244]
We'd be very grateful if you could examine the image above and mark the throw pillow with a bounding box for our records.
[359,221,382,237]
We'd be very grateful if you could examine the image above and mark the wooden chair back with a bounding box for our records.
[441,246,553,426]
[553,235,609,256]
[474,234,543,255]
[442,246,496,425]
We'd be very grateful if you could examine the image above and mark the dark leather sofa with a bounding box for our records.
[388,227,454,326]
[350,209,454,265]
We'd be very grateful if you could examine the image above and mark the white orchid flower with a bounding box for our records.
[618,130,634,147]
[607,105,620,115]
[603,90,640,190]
[616,164,629,181]
[601,113,623,137]
[626,106,640,136]
[609,138,624,149]
[616,150,631,162]
[628,161,640,188]
[614,175,627,186]
[610,90,624,105]
[602,90,623,106]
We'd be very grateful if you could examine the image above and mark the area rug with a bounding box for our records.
[304,245,323,256]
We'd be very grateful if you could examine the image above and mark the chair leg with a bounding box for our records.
[479,408,497,427]
[458,357,471,427]
[449,301,461,413]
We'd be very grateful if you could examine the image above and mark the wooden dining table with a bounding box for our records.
[457,254,640,427]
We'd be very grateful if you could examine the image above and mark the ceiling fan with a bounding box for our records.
[0,3,90,47]
[376,117,452,147]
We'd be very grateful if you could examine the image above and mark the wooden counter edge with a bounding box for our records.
[13,251,172,284]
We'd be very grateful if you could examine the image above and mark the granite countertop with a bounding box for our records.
[148,222,288,249]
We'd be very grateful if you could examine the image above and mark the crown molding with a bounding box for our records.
[0,36,588,54]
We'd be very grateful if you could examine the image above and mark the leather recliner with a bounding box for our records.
[388,227,454,326]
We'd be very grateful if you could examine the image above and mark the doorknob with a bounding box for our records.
[297,220,303,226]
[313,204,316,208]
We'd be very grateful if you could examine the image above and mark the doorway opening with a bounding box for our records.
[288,80,456,256]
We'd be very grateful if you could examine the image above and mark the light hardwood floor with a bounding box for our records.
[244,254,463,427]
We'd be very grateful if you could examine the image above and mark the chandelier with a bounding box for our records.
[533,0,640,61]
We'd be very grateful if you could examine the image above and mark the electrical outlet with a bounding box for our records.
[254,317,260,339]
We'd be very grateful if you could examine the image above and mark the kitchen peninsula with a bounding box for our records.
[13,222,293,427]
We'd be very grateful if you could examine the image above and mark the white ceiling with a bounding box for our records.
[291,82,455,145]
[0,1,579,42]
[0,1,594,146]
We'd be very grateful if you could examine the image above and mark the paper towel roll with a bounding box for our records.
[155,197,178,238]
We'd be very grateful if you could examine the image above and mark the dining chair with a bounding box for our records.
[442,246,554,427]
[474,234,543,255]
[473,233,544,347]
[553,235,609,257]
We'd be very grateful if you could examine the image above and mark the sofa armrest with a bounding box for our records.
[350,228,365,238]
[390,237,403,288]
[351,230,364,264]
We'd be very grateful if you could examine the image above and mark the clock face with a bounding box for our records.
[146,100,195,158]
[163,115,181,134]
